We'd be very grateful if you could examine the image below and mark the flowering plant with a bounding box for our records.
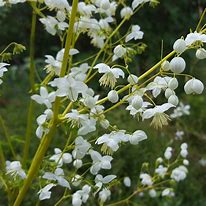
[0,0,205,206]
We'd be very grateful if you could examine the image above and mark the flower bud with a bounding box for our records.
[123,177,131,187]
[120,7,133,18]
[73,159,83,169]
[127,74,138,85]
[161,60,170,71]
[131,96,143,110]
[168,95,179,106]
[130,130,147,145]
[184,78,204,94]
[173,39,186,53]
[196,48,206,59]
[168,78,178,90]
[84,96,95,108]
[165,88,175,99]
[100,0,110,10]
[113,45,126,58]
[108,90,119,103]
[170,57,186,73]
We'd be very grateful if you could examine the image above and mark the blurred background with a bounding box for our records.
[0,0,206,205]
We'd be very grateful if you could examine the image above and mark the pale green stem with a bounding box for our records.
[22,4,37,166]
[0,115,16,158]
[13,1,79,205]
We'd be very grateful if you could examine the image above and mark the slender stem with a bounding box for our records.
[13,1,79,205]
[196,8,206,31]
[22,4,37,166]
[0,115,16,158]
[0,141,6,170]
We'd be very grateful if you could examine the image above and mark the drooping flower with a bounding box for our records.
[94,63,124,88]
[6,161,26,179]
[38,184,56,201]
[125,25,144,42]
[184,78,204,94]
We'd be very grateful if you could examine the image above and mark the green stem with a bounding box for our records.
[0,115,16,158]
[22,4,37,166]
[13,1,79,205]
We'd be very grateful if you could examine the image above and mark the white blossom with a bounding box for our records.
[129,130,147,145]
[0,63,9,85]
[125,25,144,42]
[171,166,188,182]
[170,57,186,74]
[123,176,131,187]
[107,90,119,103]
[196,48,206,59]
[184,78,204,94]
[173,39,187,53]
[38,183,56,200]
[140,173,153,186]
[6,161,26,179]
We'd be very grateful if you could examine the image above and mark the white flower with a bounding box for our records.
[95,174,116,190]
[72,185,91,206]
[170,57,186,74]
[0,63,9,85]
[164,147,172,160]
[125,25,144,42]
[96,131,129,152]
[196,48,206,59]
[99,188,111,203]
[0,0,5,6]
[155,165,167,177]
[73,159,83,169]
[171,166,188,182]
[120,7,133,19]
[168,78,178,90]
[173,39,187,53]
[38,183,56,201]
[170,102,190,119]
[49,76,88,101]
[43,168,71,188]
[175,130,184,140]
[31,87,55,108]
[140,173,153,186]
[161,60,170,71]
[123,176,131,187]
[49,148,72,167]
[36,109,53,138]
[100,0,110,10]
[94,63,124,88]
[142,103,175,129]
[129,130,147,145]
[78,2,96,17]
[149,189,157,198]
[73,136,91,159]
[8,0,26,4]
[168,95,179,106]
[112,45,127,61]
[6,161,26,179]
[127,74,138,85]
[184,78,204,94]
[131,95,143,110]
[45,0,70,11]
[162,188,175,197]
[40,15,68,36]
[165,88,175,99]
[107,90,119,103]
[185,32,206,46]
[89,150,113,175]
[132,0,149,10]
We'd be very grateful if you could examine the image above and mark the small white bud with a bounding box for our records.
[113,45,126,58]
[173,39,187,53]
[120,7,133,19]
[184,78,204,94]
[168,78,178,90]
[123,177,131,187]
[196,48,206,59]
[180,149,188,158]
[100,0,110,10]
[149,189,157,198]
[161,60,170,71]
[127,74,138,85]
[131,96,143,110]
[168,95,179,106]
[164,147,172,160]
[183,159,189,165]
[73,159,83,169]
[107,90,119,103]
[165,88,175,99]
[170,57,186,73]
